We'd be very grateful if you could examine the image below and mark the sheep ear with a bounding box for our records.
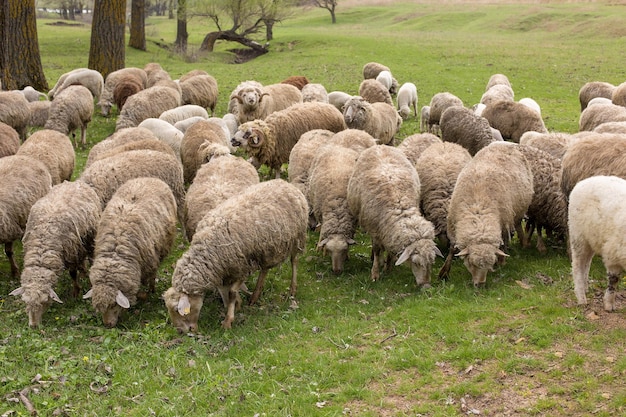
[9,287,24,297]
[496,249,510,258]
[49,288,63,304]
[177,294,191,316]
[317,238,328,252]
[395,247,412,266]
[456,248,469,257]
[83,288,93,299]
[116,290,130,309]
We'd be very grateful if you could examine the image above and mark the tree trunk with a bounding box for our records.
[88,0,126,81]
[330,9,336,24]
[129,0,146,51]
[265,20,274,41]
[175,0,187,53]
[0,0,48,91]
[200,30,269,54]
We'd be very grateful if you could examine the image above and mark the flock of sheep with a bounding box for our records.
[1,61,626,332]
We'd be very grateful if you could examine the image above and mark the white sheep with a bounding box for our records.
[180,119,231,184]
[518,97,541,116]
[47,67,88,99]
[231,82,303,125]
[375,70,393,92]
[98,67,148,116]
[362,62,390,80]
[115,85,182,130]
[16,129,75,185]
[569,175,626,311]
[480,84,515,107]
[137,118,185,159]
[347,145,441,287]
[420,105,431,133]
[49,68,104,101]
[227,80,264,114]
[327,91,352,112]
[301,83,329,103]
[343,96,402,146]
[579,102,626,131]
[44,85,94,149]
[485,73,512,91]
[159,104,209,125]
[18,86,48,102]
[396,82,418,120]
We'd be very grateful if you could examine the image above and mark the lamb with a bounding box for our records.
[578,102,626,131]
[439,105,499,156]
[342,96,402,145]
[439,142,534,285]
[98,67,148,116]
[180,119,231,184]
[16,129,75,185]
[358,79,393,105]
[0,122,20,158]
[428,92,464,135]
[578,81,615,111]
[0,155,52,277]
[183,153,259,241]
[568,175,626,311]
[232,101,347,178]
[328,91,352,112]
[163,179,309,332]
[48,68,89,99]
[137,118,185,159]
[49,68,104,101]
[0,90,31,141]
[396,132,442,166]
[375,70,394,94]
[231,82,303,125]
[85,126,163,168]
[112,74,144,111]
[18,86,48,102]
[480,84,515,107]
[396,82,418,120]
[115,85,182,130]
[179,74,219,115]
[159,104,209,125]
[560,133,626,198]
[83,178,178,327]
[420,105,431,133]
[44,85,94,148]
[9,180,102,327]
[347,145,441,286]
[27,100,51,129]
[481,100,547,142]
[280,75,310,90]
[485,73,512,91]
[301,83,329,103]
[308,145,359,274]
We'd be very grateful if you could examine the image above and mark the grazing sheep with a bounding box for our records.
[611,81,626,107]
[232,102,347,178]
[179,74,219,115]
[44,85,94,148]
[362,62,390,80]
[328,91,352,112]
[440,142,534,285]
[397,82,418,120]
[180,119,231,184]
[440,105,499,156]
[9,181,102,327]
[480,84,515,107]
[420,105,431,133]
[348,145,441,286]
[0,122,20,158]
[231,82,303,125]
[280,75,310,90]
[83,178,177,327]
[227,80,264,114]
[560,133,626,198]
[115,85,182,130]
[428,92,464,135]
[159,104,209,125]
[397,133,442,166]
[0,90,31,141]
[85,127,162,168]
[163,179,309,332]
[99,67,148,116]
[137,118,185,159]
[358,79,393,105]
[112,74,144,111]
[518,97,541,116]
[27,100,51,129]
[0,155,52,277]
[578,81,615,111]
[49,68,103,101]
[519,131,575,160]
[481,100,547,142]
[578,102,626,131]
[184,153,259,241]
[415,142,472,248]
[301,83,329,103]
[330,128,377,154]
[47,68,88,98]
[485,73,512,91]
[17,129,75,185]
[343,96,402,146]
[569,176,626,311]
[593,121,626,134]
[309,145,359,274]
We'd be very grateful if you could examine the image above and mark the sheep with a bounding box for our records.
[85,126,163,168]
[0,122,20,158]
[578,102,626,131]
[362,62,390,80]
[179,74,219,115]
[222,113,239,138]
[301,83,329,103]
[518,97,541,116]
[79,149,185,217]
[179,69,209,83]
[232,101,347,179]
[227,80,264,114]
[420,105,431,133]
[480,84,515,107]
[47,67,88,99]
[0,155,52,277]
[481,100,547,142]
[17,129,75,185]
[309,145,359,274]
[280,75,310,90]
[183,153,259,241]
[347,145,441,286]
[328,91,352,112]
[146,68,173,88]
[396,132,442,166]
[159,104,209,125]
[568,175,626,311]
[330,128,377,154]
[375,70,394,93]
[49,68,104,101]
[112,74,144,111]
[473,102,486,116]
[560,133,626,198]
[98,67,148,116]
[578,81,615,111]
[163,179,309,332]
[0,90,31,141]
[415,141,472,248]
[519,131,576,160]
[89,136,177,168]
[115,85,182,130]
[27,100,51,129]
[18,86,48,102]
[587,97,613,107]
[83,178,178,327]
[173,116,206,133]
[611,81,626,107]
[593,121,626,134]
[439,142,534,285]
[439,105,499,156]
[485,73,512,91]
[358,79,393,106]
[397,82,418,120]
[231,82,303,125]
[180,119,231,184]
[342,96,402,146]
[428,92,464,135]
[137,118,184,159]
[44,85,94,148]
[9,180,102,327]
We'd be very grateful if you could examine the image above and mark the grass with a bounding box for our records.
[2,1,626,415]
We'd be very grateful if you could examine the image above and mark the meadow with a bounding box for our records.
[1,1,626,415]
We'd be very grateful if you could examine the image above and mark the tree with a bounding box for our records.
[129,0,147,50]
[0,0,48,91]
[88,0,126,80]
[258,0,295,41]
[311,0,337,24]
[175,0,188,52]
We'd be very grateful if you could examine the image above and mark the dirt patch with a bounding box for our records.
[45,21,84,27]
[229,48,268,64]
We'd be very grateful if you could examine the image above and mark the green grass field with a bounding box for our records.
[2,2,626,415]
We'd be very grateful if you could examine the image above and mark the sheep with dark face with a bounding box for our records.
[342,96,401,146]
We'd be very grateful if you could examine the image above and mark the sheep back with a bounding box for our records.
[0,122,20,158]
[579,102,626,131]
[481,100,547,142]
[579,81,615,111]
[180,74,219,114]
[115,85,182,130]
[358,79,393,105]
[440,105,496,156]
[17,129,75,185]
[0,91,31,140]
[179,119,230,184]
[397,133,442,166]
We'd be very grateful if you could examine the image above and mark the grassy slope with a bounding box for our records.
[2,2,626,416]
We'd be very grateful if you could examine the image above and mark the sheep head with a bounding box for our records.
[317,234,356,274]
[456,243,508,286]
[163,287,204,333]
[83,286,131,328]
[343,97,367,127]
[236,87,265,108]
[396,239,443,288]
[232,122,267,149]
[10,270,63,328]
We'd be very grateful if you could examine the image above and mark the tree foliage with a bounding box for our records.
[309,0,337,23]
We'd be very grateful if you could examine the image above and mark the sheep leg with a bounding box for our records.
[69,268,81,298]
[604,269,621,312]
[571,242,594,305]
[523,220,535,249]
[249,269,269,306]
[222,289,238,329]
[80,125,87,149]
[371,242,382,281]
[438,246,456,281]
[289,254,298,298]
[5,242,18,278]
[535,225,547,254]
